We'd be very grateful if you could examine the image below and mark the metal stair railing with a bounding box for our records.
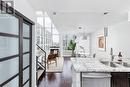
[36,44,46,85]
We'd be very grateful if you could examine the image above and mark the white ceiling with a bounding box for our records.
[27,0,130,34]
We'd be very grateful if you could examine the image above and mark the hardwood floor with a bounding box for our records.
[38,57,72,87]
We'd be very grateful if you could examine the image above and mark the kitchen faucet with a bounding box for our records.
[111,55,116,61]
[110,48,116,61]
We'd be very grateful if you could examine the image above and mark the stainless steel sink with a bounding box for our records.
[118,62,130,67]
[122,62,130,67]
[100,60,130,68]
[100,61,117,68]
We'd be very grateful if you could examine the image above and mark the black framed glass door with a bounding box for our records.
[22,21,32,87]
[0,13,20,87]
[0,1,34,87]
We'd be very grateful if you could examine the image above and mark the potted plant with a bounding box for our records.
[68,40,76,57]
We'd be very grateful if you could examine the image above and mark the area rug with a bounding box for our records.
[46,57,64,72]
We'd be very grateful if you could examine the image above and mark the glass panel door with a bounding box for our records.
[0,14,19,35]
[0,57,19,84]
[3,76,19,87]
[23,39,30,52]
[23,23,30,37]
[0,2,33,87]
[0,13,19,87]
[23,82,29,87]
[23,54,29,68]
[0,36,18,58]
[23,67,29,83]
[22,22,31,87]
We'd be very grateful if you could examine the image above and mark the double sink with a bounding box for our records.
[100,61,130,68]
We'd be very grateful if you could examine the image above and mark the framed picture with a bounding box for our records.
[98,35,106,51]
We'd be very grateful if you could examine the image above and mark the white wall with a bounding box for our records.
[14,0,37,87]
[91,20,130,59]
[14,0,36,22]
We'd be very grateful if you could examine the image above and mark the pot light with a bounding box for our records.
[104,12,109,15]
[78,26,82,29]
[53,12,57,15]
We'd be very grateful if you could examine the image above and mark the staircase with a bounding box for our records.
[36,44,46,85]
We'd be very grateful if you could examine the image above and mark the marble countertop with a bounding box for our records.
[71,58,130,73]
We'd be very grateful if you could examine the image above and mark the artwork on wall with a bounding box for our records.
[98,35,106,51]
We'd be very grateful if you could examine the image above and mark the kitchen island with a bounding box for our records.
[71,58,130,87]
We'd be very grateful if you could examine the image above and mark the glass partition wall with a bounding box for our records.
[36,13,60,55]
[0,1,34,87]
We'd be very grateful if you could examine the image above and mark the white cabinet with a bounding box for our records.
[72,66,81,87]
[82,73,111,87]
[72,66,111,87]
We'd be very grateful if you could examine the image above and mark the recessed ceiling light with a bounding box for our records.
[53,12,57,15]
[104,12,109,15]
[78,26,82,29]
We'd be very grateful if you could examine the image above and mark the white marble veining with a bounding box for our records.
[71,58,130,72]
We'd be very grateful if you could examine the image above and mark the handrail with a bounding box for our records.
[36,44,46,69]
[38,61,45,69]
[36,44,46,85]
[36,44,46,53]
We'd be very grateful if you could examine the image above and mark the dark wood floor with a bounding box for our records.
[38,57,72,87]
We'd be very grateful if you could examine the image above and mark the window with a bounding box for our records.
[53,35,59,44]
[44,13,59,46]
[37,17,44,26]
[36,12,59,54]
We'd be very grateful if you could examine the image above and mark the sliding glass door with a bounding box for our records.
[22,21,32,87]
[0,1,34,87]
[0,14,19,87]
